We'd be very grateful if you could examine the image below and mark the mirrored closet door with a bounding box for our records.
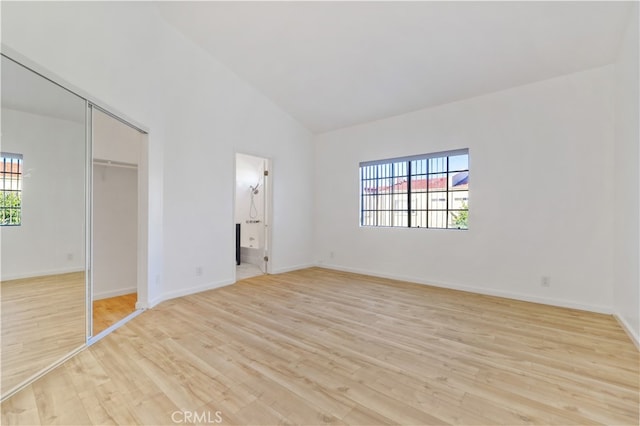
[1,55,88,398]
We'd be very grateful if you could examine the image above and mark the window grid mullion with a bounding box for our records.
[360,167,364,226]
[407,161,411,228]
[426,158,430,229]
[359,149,467,230]
[445,156,449,229]
[375,165,379,227]
[1,154,23,226]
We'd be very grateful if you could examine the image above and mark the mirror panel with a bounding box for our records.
[1,55,87,396]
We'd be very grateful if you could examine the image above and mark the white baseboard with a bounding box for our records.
[148,278,235,309]
[135,300,149,310]
[1,267,85,282]
[93,287,137,300]
[271,263,316,275]
[142,263,314,309]
[146,263,313,309]
[614,314,640,350]
[318,263,613,315]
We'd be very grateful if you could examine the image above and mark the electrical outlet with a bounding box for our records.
[195,266,203,277]
[541,276,551,287]
[67,253,74,261]
[329,251,335,259]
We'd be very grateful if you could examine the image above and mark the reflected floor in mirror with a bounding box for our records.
[1,272,86,395]
[93,293,137,336]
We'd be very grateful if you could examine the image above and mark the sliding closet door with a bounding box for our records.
[0,55,88,398]
[90,107,141,336]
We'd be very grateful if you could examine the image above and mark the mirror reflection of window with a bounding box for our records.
[0,152,23,226]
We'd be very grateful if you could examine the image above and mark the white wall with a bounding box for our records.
[613,6,639,345]
[314,65,616,313]
[1,108,85,280]
[6,2,629,326]
[2,2,314,305]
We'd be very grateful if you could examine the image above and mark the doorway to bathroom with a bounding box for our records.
[234,153,271,280]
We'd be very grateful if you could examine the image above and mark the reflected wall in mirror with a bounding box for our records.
[1,55,87,397]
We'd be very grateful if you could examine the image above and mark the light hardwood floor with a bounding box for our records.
[2,267,638,425]
[93,293,137,336]
[1,272,86,396]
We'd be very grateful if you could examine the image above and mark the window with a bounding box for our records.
[1,153,23,226]
[360,149,469,229]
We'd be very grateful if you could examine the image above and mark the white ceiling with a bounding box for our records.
[155,1,632,134]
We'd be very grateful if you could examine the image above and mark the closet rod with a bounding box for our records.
[93,159,138,170]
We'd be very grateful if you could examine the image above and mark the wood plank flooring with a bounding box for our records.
[2,267,638,425]
[1,272,86,396]
[93,293,137,336]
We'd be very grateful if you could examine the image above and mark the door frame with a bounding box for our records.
[87,104,150,341]
[233,152,273,279]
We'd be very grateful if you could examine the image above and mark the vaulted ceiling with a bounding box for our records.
[155,1,633,134]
